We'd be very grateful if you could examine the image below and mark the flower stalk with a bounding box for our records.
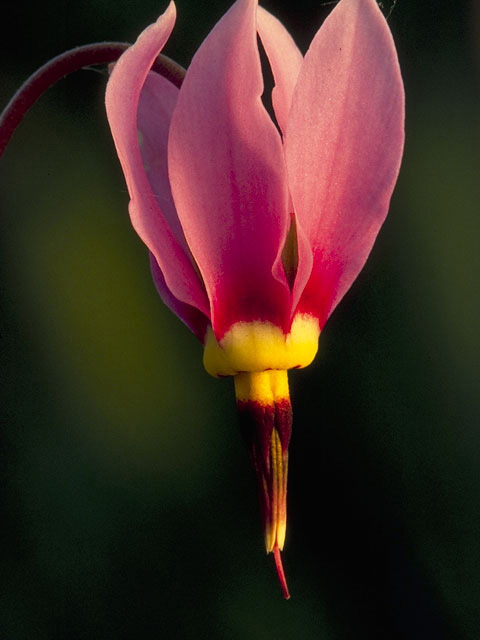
[0,43,184,158]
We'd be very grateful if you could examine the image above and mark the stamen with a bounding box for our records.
[235,370,293,598]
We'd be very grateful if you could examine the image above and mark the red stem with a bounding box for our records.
[0,42,185,158]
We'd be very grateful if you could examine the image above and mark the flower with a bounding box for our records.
[105,0,404,598]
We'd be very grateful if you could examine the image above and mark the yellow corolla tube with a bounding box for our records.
[203,314,320,600]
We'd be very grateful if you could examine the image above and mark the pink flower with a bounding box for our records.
[105,0,404,598]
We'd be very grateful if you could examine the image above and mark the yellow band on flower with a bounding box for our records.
[203,313,320,377]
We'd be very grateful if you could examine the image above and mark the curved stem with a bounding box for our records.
[0,42,185,158]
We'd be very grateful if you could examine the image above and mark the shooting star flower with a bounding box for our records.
[105,0,404,598]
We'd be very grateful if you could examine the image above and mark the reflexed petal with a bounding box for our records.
[256,6,303,136]
[137,71,187,251]
[285,0,405,326]
[149,254,210,341]
[105,2,210,318]
[139,70,210,335]
[168,0,291,340]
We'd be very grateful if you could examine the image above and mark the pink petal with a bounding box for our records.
[256,7,310,317]
[149,254,209,341]
[168,0,291,340]
[285,0,405,327]
[137,71,186,251]
[138,68,210,337]
[256,6,303,136]
[105,2,210,319]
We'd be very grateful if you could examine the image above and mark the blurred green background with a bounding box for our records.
[1,0,479,637]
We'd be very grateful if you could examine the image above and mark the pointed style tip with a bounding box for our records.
[273,544,291,600]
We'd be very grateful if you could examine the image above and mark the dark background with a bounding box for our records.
[1,0,479,638]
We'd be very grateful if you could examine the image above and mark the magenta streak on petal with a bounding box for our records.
[105,2,210,319]
[149,254,209,341]
[168,0,291,340]
[285,0,405,327]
